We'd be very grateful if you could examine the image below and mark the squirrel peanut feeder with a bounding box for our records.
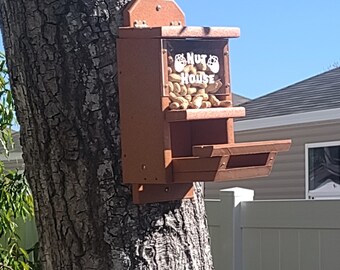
[117,0,291,204]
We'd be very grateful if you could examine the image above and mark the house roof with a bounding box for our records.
[233,93,250,106]
[238,67,340,121]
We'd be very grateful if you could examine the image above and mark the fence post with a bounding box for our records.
[219,190,235,270]
[220,188,254,270]
[205,190,235,270]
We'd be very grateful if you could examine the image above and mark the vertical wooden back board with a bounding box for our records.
[123,0,186,27]
[120,0,193,203]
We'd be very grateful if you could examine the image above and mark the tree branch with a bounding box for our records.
[0,263,14,270]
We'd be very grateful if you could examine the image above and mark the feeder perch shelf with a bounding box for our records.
[165,107,246,122]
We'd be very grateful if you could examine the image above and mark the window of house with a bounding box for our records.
[305,141,340,199]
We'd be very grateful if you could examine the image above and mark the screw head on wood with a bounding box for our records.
[164,187,169,192]
[141,164,147,170]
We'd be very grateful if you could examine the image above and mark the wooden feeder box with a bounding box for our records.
[117,0,291,204]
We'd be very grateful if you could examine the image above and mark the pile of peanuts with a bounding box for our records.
[167,55,232,110]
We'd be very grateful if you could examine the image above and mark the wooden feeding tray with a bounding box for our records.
[172,140,292,182]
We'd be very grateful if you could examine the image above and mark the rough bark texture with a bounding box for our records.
[0,0,214,269]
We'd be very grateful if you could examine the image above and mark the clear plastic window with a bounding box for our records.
[163,39,230,110]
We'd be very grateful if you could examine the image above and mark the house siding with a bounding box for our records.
[0,132,24,171]
[205,119,340,200]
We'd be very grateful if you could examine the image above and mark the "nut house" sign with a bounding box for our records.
[167,48,229,110]
[117,0,291,204]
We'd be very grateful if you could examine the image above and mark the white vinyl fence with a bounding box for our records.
[206,189,340,270]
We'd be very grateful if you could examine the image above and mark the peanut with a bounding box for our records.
[196,62,207,71]
[180,85,187,96]
[200,93,209,101]
[173,82,181,94]
[196,88,206,95]
[169,92,186,104]
[187,87,197,95]
[219,100,232,107]
[180,100,189,110]
[183,65,193,73]
[169,73,182,83]
[191,96,203,109]
[201,101,212,108]
[168,81,174,92]
[206,79,222,94]
[170,93,189,109]
[190,66,197,75]
[184,95,192,102]
[169,102,180,109]
[209,94,220,107]
[191,82,208,89]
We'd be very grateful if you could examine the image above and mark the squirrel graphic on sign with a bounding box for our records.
[207,55,220,73]
[174,54,187,73]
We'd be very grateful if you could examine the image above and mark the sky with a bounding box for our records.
[177,0,340,98]
[1,0,340,99]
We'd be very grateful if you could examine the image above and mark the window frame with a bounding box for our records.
[305,140,340,199]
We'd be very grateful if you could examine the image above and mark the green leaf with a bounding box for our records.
[21,261,31,270]
[19,247,29,259]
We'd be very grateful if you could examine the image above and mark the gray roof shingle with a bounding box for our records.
[233,93,250,106]
[238,67,340,121]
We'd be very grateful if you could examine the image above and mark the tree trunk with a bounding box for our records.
[0,0,214,269]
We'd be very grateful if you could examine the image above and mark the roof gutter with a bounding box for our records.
[235,108,340,131]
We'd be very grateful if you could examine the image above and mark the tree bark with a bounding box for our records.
[0,0,214,269]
